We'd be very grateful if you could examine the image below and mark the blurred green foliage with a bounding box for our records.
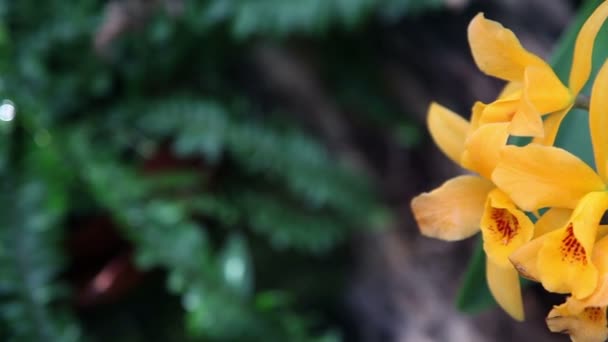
[0,0,437,341]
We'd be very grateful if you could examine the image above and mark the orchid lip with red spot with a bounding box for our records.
[560,224,588,265]
[490,208,519,245]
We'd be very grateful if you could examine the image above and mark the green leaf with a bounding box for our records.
[455,238,496,313]
[553,0,608,167]
[0,181,81,342]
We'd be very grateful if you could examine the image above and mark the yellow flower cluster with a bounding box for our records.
[411,2,608,341]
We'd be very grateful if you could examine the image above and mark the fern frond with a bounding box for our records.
[0,181,81,342]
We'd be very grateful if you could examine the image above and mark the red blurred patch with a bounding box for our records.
[66,146,211,308]
[76,253,143,307]
[142,145,207,174]
[64,215,142,308]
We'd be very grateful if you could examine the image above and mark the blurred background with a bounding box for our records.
[0,0,583,341]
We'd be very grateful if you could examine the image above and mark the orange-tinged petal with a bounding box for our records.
[411,175,494,241]
[461,123,510,179]
[427,102,469,165]
[570,0,608,96]
[481,189,534,268]
[524,65,572,114]
[547,302,608,342]
[534,208,572,238]
[486,259,524,321]
[531,106,571,146]
[537,192,608,298]
[492,144,605,211]
[590,60,608,182]
[468,13,547,82]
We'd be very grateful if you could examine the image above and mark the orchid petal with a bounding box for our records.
[590,60,608,182]
[486,259,524,321]
[534,208,572,239]
[570,0,608,96]
[567,235,608,315]
[468,13,547,82]
[411,175,494,241]
[508,95,545,137]
[509,233,549,282]
[537,192,608,298]
[461,123,509,179]
[481,189,534,268]
[468,101,485,135]
[531,107,571,146]
[479,90,520,125]
[492,144,605,211]
[547,302,608,342]
[524,65,572,114]
[427,102,469,165]
[498,82,522,98]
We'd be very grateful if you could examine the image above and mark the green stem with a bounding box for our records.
[574,94,590,110]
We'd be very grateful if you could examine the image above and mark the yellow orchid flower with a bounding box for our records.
[411,102,532,320]
[543,236,608,342]
[510,192,607,298]
[547,235,608,342]
[563,234,608,315]
[512,218,608,341]
[467,1,608,144]
[494,60,608,299]
[546,302,608,342]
